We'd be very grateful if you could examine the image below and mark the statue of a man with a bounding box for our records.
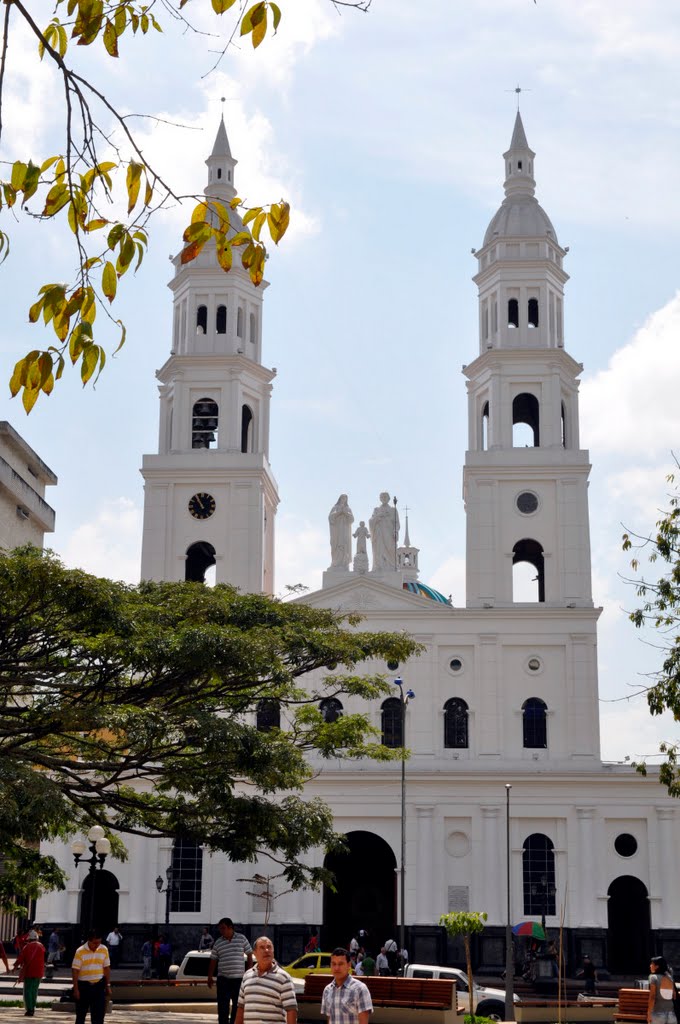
[353,521,370,574]
[328,494,354,570]
[369,492,399,571]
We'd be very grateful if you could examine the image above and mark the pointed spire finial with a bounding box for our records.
[404,506,411,547]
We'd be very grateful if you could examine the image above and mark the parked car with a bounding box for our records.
[405,963,517,1020]
[282,952,337,978]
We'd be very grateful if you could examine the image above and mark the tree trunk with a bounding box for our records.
[465,934,475,1017]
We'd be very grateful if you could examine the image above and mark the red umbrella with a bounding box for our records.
[512,922,546,939]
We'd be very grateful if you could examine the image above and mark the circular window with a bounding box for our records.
[614,833,638,857]
[386,660,399,672]
[528,657,541,672]
[449,658,463,673]
[516,491,539,515]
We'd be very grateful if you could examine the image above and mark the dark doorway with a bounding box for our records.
[185,541,216,583]
[323,831,396,952]
[607,875,650,972]
[80,870,120,939]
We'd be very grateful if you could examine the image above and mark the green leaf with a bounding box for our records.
[211,0,238,11]
[11,162,27,191]
[270,2,281,31]
[183,221,213,245]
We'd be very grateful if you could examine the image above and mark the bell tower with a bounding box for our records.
[463,112,593,609]
[140,117,279,593]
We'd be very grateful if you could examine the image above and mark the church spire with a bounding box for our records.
[205,114,238,203]
[397,508,419,581]
[502,111,536,199]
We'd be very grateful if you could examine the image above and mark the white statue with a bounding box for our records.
[328,494,354,570]
[353,521,370,574]
[369,492,399,571]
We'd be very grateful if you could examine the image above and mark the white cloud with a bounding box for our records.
[599,698,677,764]
[275,514,327,597]
[59,498,142,584]
[581,293,680,455]
[429,556,466,606]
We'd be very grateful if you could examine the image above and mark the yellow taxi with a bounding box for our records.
[282,952,337,978]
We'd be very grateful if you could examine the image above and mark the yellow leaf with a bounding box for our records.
[42,372,55,396]
[112,320,127,355]
[251,8,267,47]
[80,344,99,385]
[252,210,266,242]
[11,162,27,191]
[103,19,119,56]
[102,261,117,302]
[22,387,40,414]
[37,353,53,388]
[229,196,241,210]
[126,161,143,214]
[28,298,45,324]
[144,176,153,207]
[216,241,233,272]
[270,2,281,30]
[183,221,213,245]
[243,207,261,227]
[191,202,208,225]
[84,218,108,232]
[180,240,206,264]
[211,0,238,11]
[9,359,25,398]
[231,231,251,246]
[43,183,70,217]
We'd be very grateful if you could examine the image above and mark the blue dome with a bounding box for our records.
[403,581,451,605]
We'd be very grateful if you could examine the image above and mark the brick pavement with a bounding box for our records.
[0,1010,216,1022]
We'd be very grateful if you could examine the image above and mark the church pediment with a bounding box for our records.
[298,575,453,615]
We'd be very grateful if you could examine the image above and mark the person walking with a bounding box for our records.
[648,955,677,1024]
[14,929,45,1017]
[47,928,62,969]
[580,955,597,995]
[376,948,389,976]
[234,936,297,1024]
[321,948,373,1024]
[140,938,153,980]
[199,927,215,951]
[207,917,253,1024]
[71,930,111,1024]
[105,927,123,969]
[157,935,172,979]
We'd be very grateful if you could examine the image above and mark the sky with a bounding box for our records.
[1,0,680,764]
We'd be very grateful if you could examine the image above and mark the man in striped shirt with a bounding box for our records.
[208,918,253,1024]
[71,931,111,1024]
[321,948,373,1024]
[235,936,297,1024]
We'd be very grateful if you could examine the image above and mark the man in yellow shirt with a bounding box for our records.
[71,931,112,1024]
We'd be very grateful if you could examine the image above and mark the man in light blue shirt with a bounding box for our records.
[321,948,373,1024]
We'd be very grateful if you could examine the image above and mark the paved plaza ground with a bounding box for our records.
[0,1009,217,1022]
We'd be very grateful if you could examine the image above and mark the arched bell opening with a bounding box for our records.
[185,542,216,583]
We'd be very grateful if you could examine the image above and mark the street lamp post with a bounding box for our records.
[394,676,415,962]
[71,826,111,933]
[156,866,176,926]
[504,784,515,1021]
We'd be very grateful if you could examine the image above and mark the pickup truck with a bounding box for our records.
[405,963,517,1020]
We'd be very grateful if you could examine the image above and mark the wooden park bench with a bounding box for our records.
[614,989,650,1023]
[298,973,459,1024]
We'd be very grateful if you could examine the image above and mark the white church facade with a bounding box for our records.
[37,114,680,976]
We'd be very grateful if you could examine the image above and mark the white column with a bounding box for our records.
[480,807,502,923]
[654,807,676,927]
[575,807,596,926]
[415,805,435,923]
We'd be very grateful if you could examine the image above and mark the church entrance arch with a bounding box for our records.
[323,831,396,950]
[607,875,650,973]
[80,870,120,939]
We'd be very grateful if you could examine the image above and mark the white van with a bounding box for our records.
[405,964,515,1020]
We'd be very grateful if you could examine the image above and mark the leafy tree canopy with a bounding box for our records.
[0,545,419,910]
[439,911,487,1017]
[0,0,370,411]
[622,465,680,796]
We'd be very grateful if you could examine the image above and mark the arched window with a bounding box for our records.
[512,393,539,447]
[320,697,343,723]
[185,542,216,584]
[257,699,280,732]
[196,305,207,334]
[241,405,253,454]
[481,401,489,451]
[381,697,403,749]
[513,539,545,602]
[444,698,468,749]
[216,305,227,335]
[522,697,547,748]
[528,298,539,328]
[192,398,219,449]
[522,833,556,917]
[508,298,519,328]
[170,838,203,913]
[237,307,244,338]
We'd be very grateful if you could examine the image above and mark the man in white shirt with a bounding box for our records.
[105,928,123,969]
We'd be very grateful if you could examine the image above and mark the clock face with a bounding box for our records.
[188,492,216,520]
